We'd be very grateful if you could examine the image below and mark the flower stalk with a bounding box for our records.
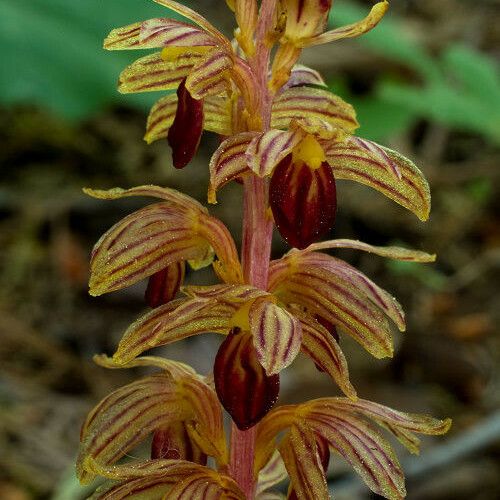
[77,1,451,498]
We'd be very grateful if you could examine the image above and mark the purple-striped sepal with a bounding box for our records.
[84,459,245,499]
[77,356,228,486]
[324,136,431,220]
[85,185,243,297]
[109,282,355,399]
[269,241,435,359]
[255,398,451,500]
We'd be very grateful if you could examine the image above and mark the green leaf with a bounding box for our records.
[329,1,438,81]
[443,44,500,104]
[0,0,184,119]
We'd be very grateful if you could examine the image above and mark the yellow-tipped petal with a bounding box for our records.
[305,1,389,47]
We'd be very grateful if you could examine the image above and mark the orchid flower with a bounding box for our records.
[78,1,451,498]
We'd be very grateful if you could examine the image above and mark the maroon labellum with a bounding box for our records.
[168,78,204,169]
[214,329,280,430]
[151,422,207,465]
[269,153,337,249]
[145,261,185,308]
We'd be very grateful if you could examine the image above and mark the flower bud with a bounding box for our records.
[283,0,332,43]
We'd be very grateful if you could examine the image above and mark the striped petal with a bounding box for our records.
[167,472,245,499]
[324,137,431,221]
[112,298,235,365]
[279,424,329,500]
[297,311,356,398]
[85,458,207,481]
[249,298,303,375]
[88,203,209,296]
[77,374,183,484]
[256,399,450,500]
[307,410,406,499]
[308,398,452,455]
[269,259,394,359]
[282,64,327,90]
[145,261,185,307]
[214,330,280,430]
[303,398,451,499]
[185,47,233,99]
[87,461,243,500]
[118,52,202,94]
[104,18,217,50]
[232,0,258,56]
[93,353,196,379]
[86,186,242,295]
[145,94,179,144]
[183,284,269,302]
[350,136,402,179]
[307,1,389,47]
[152,1,228,44]
[78,371,227,485]
[203,95,233,135]
[89,476,177,499]
[97,357,228,464]
[271,87,359,133]
[209,132,257,202]
[256,450,288,496]
[246,128,305,177]
[302,239,436,262]
[286,251,405,331]
[140,18,217,48]
[84,184,207,213]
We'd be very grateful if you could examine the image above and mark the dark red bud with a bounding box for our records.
[167,78,204,169]
[145,261,185,308]
[151,422,207,465]
[214,329,280,430]
[269,154,337,250]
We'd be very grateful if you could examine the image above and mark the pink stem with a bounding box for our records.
[230,176,273,499]
[241,175,273,288]
[229,2,277,497]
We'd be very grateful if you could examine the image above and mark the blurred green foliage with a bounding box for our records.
[329,2,500,144]
[3,0,499,145]
[0,0,183,119]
